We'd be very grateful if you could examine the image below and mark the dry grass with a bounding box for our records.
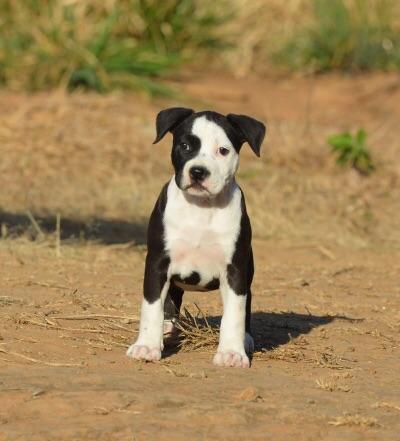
[316,377,351,392]
[8,309,140,359]
[315,350,352,370]
[222,0,313,75]
[1,84,399,249]
[328,414,379,428]
[0,347,83,368]
[372,402,400,412]
[0,296,25,307]
[10,302,217,357]
[258,346,306,363]
[175,304,219,352]
[224,0,400,75]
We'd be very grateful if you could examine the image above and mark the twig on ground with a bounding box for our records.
[27,281,71,291]
[49,314,138,321]
[22,318,110,334]
[56,213,61,257]
[328,414,379,427]
[0,347,83,367]
[26,210,45,240]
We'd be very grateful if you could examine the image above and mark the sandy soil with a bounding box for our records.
[1,72,399,440]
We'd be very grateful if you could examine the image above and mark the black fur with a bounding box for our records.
[164,284,183,321]
[171,271,201,286]
[227,113,266,157]
[143,183,170,304]
[204,278,220,290]
[226,191,254,333]
[153,107,194,144]
[170,272,220,292]
[171,134,201,189]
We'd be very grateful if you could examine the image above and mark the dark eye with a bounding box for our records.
[219,147,230,156]
[180,143,191,152]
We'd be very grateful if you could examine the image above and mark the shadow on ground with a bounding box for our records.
[250,311,362,351]
[164,311,363,357]
[0,210,147,245]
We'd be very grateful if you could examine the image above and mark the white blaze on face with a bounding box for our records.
[182,115,239,196]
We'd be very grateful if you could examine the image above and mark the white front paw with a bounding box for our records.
[126,344,162,362]
[213,350,250,368]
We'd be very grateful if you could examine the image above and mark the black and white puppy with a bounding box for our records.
[126,108,266,368]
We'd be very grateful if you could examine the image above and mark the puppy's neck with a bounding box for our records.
[172,177,237,209]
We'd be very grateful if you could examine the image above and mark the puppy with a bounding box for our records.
[127,108,266,368]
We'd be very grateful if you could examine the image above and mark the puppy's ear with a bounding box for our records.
[153,107,194,144]
[227,114,266,157]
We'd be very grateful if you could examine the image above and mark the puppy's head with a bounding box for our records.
[153,108,266,198]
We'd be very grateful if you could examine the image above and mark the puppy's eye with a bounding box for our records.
[180,143,191,152]
[219,147,230,156]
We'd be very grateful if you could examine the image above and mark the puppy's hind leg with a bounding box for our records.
[244,288,254,354]
[244,249,255,354]
[163,285,183,344]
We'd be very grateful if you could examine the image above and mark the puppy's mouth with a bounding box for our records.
[184,182,210,193]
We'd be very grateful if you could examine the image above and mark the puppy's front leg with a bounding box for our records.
[213,273,250,368]
[126,255,169,362]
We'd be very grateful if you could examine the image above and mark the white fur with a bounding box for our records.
[126,282,169,361]
[164,178,241,286]
[213,278,249,368]
[181,116,239,197]
[167,178,250,367]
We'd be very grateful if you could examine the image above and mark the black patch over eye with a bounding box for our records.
[180,143,191,152]
[219,147,230,156]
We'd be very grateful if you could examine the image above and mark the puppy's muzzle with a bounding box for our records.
[189,166,210,183]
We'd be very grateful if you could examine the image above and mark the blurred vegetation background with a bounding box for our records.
[1,0,399,95]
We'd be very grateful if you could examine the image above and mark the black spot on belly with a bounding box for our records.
[171,272,201,286]
[171,273,219,291]
[204,278,220,290]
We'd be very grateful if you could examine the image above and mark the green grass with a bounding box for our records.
[328,129,374,175]
[1,0,400,94]
[0,0,228,94]
[275,0,400,72]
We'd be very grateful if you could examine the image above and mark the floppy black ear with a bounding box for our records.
[227,113,266,157]
[153,107,194,144]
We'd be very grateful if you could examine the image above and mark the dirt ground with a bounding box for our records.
[1,72,400,440]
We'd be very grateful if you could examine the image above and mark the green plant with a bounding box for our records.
[0,0,229,94]
[327,129,374,175]
[276,0,400,71]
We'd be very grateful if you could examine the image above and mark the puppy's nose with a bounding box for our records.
[189,166,209,182]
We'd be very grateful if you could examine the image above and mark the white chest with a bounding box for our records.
[163,179,242,284]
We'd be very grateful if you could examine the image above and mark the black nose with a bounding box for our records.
[189,166,209,182]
